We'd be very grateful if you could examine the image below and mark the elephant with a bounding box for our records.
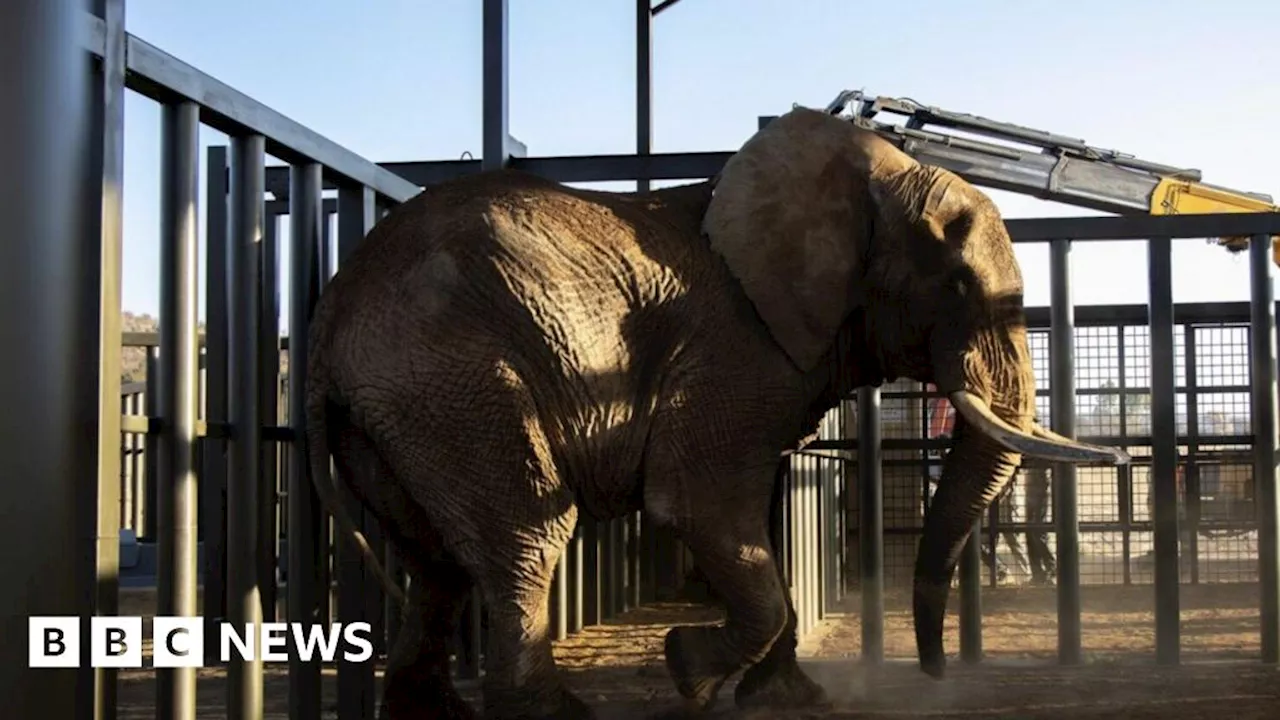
[302,106,1130,719]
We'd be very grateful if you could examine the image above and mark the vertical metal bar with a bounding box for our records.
[1117,326,1132,585]
[145,347,159,539]
[336,184,377,720]
[1148,235,1180,665]
[635,0,651,195]
[385,552,404,652]
[1049,237,1082,665]
[614,518,626,615]
[317,211,336,629]
[1249,232,1280,663]
[569,524,583,633]
[0,0,87,714]
[227,133,265,720]
[203,145,230,631]
[553,551,568,641]
[286,162,323,720]
[1184,325,1201,585]
[75,0,125,716]
[985,503,998,588]
[807,462,818,634]
[628,511,641,610]
[258,216,281,623]
[959,519,983,663]
[156,99,201,720]
[582,521,601,626]
[482,0,509,171]
[600,520,616,619]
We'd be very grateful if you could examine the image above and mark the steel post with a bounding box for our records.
[1148,236,1181,665]
[156,99,201,720]
[78,0,127,717]
[959,518,983,663]
[0,0,88,716]
[1249,232,1280,663]
[286,161,323,719]
[1049,237,1082,664]
[482,0,509,171]
[857,386,884,663]
[336,184,378,720]
[202,145,230,634]
[258,215,280,623]
[227,133,265,720]
[636,0,651,195]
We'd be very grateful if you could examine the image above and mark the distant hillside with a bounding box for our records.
[121,311,157,385]
[120,311,217,385]
[119,311,283,388]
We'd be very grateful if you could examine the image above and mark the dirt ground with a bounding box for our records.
[113,583,1279,718]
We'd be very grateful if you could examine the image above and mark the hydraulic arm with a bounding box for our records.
[821,90,1280,266]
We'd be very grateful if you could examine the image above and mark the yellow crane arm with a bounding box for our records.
[1149,178,1280,266]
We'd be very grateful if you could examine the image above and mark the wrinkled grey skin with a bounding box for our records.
[303,108,1118,719]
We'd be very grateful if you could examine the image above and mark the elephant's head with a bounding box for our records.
[703,107,1129,677]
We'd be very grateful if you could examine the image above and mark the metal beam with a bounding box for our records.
[226,133,265,720]
[1008,212,1280,242]
[201,145,229,644]
[0,0,88,716]
[857,386,884,664]
[636,0,652,195]
[1250,233,1280,662]
[335,183,378,720]
[261,151,735,199]
[79,12,419,204]
[78,0,126,717]
[1049,237,1081,665]
[155,99,201,720]
[1148,236,1181,665]
[482,0,509,171]
[286,162,323,720]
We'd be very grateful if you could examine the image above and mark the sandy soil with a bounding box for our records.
[112,583,1279,718]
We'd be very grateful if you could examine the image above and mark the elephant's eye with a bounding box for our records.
[947,267,972,299]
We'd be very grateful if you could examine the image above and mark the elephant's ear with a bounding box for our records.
[703,107,913,371]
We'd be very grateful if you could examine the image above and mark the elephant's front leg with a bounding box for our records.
[660,514,790,712]
[733,467,828,710]
[646,457,804,712]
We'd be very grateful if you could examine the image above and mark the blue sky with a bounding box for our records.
[118,0,1280,330]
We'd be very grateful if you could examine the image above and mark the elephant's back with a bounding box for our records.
[313,170,718,425]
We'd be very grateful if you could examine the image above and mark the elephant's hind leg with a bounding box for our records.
[328,414,477,719]
[380,555,476,720]
[388,412,591,716]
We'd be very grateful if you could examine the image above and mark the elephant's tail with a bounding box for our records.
[304,371,409,615]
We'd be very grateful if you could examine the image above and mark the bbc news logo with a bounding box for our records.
[29,617,374,668]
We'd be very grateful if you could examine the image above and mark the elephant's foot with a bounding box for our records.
[663,626,744,712]
[483,686,594,720]
[912,579,950,680]
[734,656,828,710]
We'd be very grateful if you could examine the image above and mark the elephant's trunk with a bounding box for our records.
[911,416,1021,678]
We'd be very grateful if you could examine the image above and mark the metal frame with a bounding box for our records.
[1,1,91,718]
[7,1,1275,719]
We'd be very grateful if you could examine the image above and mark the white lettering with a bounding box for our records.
[260,623,289,662]
[220,623,255,662]
[291,623,343,662]
[342,622,373,663]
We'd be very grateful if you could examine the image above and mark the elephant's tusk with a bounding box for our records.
[948,391,1131,465]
